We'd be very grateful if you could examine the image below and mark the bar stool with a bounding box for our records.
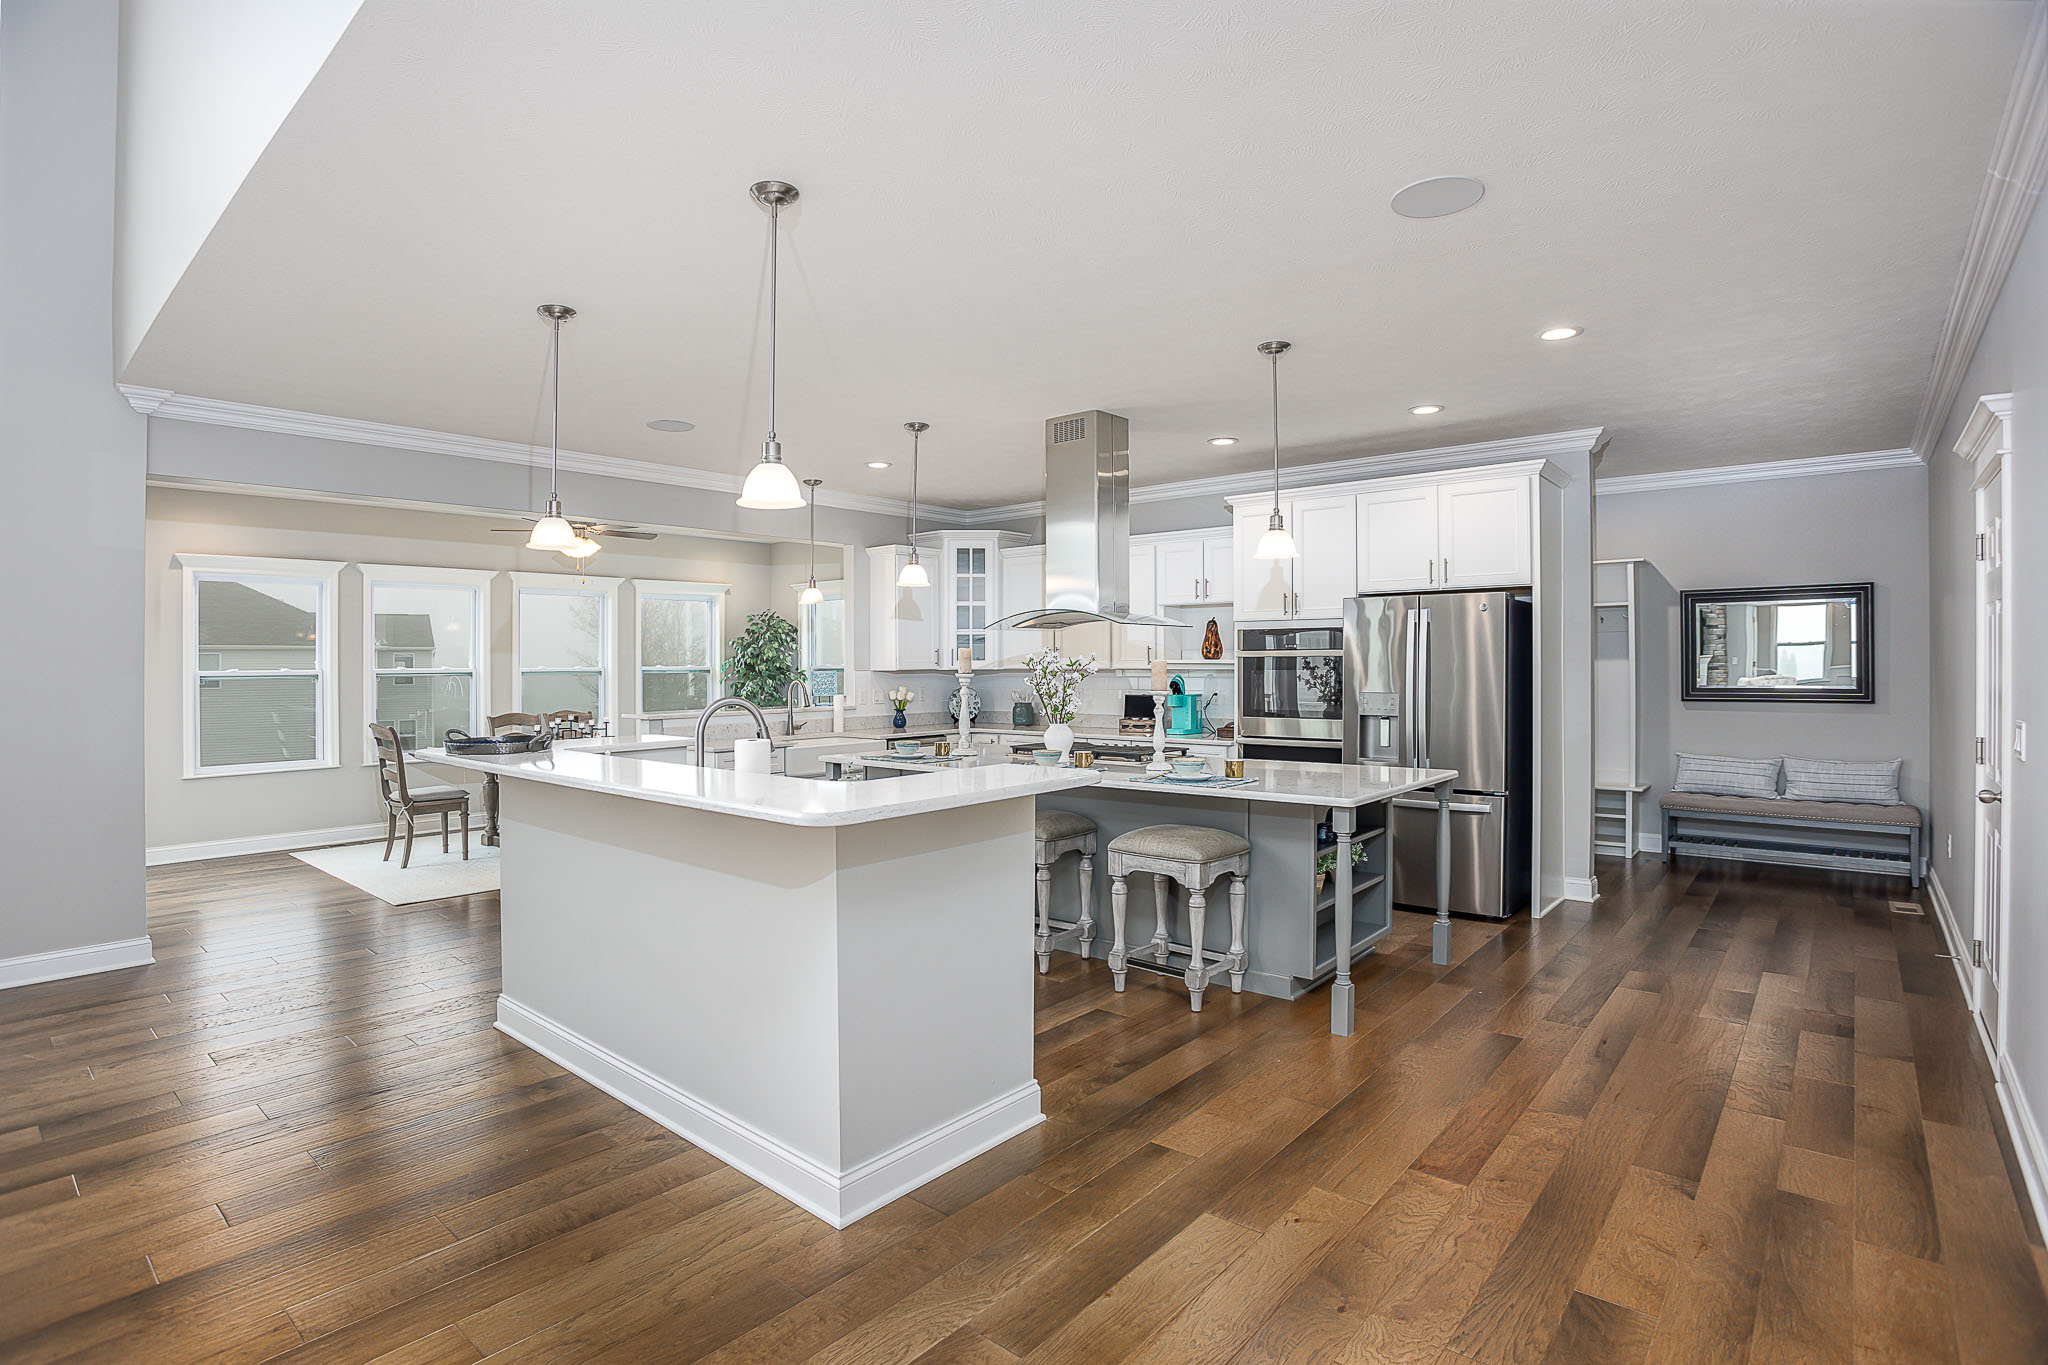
[1034,809,1097,974]
[1106,825,1250,1011]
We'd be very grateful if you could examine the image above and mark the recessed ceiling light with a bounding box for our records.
[866,460,892,469]
[1538,327,1582,342]
[1208,436,1239,446]
[1409,404,1444,416]
[646,418,695,432]
[1391,176,1485,219]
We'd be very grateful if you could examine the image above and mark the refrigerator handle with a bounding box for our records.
[1417,607,1431,767]
[1403,607,1419,764]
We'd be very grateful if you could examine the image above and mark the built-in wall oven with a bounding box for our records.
[1237,625,1346,763]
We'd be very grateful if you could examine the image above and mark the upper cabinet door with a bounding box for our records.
[868,545,939,670]
[1357,485,1440,593]
[1233,504,1294,620]
[1290,494,1359,618]
[1117,543,1162,666]
[997,546,1045,668]
[1439,476,1532,588]
[1156,538,1206,607]
[1200,534,1233,602]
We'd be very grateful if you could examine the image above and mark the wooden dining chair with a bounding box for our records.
[370,723,471,868]
[486,712,542,735]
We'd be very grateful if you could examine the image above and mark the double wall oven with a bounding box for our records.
[1236,625,1346,763]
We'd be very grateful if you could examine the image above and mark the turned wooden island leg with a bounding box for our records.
[1331,804,1357,1036]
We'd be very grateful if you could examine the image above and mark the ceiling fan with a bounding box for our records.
[494,303,658,559]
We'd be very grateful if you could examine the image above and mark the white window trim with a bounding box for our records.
[631,578,731,717]
[176,553,345,780]
[357,565,498,764]
[796,579,848,675]
[511,571,624,726]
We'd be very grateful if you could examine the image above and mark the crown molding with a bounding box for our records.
[1594,447,1922,498]
[1911,1,2048,458]
[120,384,941,523]
[949,426,1606,526]
[1955,392,2014,469]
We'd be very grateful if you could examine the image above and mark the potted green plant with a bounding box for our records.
[723,610,800,709]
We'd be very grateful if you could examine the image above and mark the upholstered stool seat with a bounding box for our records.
[1033,808,1098,974]
[1105,824,1252,1011]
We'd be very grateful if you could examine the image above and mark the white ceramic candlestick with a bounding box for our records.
[1147,690,1171,774]
[955,671,974,758]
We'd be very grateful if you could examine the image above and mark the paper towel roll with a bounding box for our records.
[734,737,771,774]
[832,694,846,733]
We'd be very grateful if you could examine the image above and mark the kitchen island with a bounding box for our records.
[420,742,1095,1227]
[829,751,1459,1027]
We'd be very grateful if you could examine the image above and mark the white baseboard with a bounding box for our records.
[1637,832,1664,854]
[1924,870,1977,1008]
[1561,875,1598,904]
[496,994,1043,1228]
[146,821,386,866]
[1998,1052,2048,1243]
[0,937,155,991]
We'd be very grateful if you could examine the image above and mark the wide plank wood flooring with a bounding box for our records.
[2,851,2045,1362]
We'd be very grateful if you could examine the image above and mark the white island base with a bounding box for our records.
[490,778,1043,1228]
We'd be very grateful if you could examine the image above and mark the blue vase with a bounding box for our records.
[893,710,907,730]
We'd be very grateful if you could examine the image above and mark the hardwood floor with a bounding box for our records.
[2,851,2045,1363]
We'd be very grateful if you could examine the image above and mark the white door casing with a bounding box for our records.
[1958,392,2013,1060]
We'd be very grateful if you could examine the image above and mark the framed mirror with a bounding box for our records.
[1679,583,1873,703]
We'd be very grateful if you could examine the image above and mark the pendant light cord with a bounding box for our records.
[550,314,562,502]
[766,201,779,446]
[1269,348,1281,515]
[808,483,817,581]
[909,428,919,543]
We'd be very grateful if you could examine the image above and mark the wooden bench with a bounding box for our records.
[1660,791,1922,886]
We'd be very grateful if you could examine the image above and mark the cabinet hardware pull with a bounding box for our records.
[1428,561,1434,585]
[1443,556,1450,581]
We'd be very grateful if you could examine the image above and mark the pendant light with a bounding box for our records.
[799,478,826,604]
[737,181,807,509]
[526,304,586,553]
[1252,339,1299,560]
[896,422,931,588]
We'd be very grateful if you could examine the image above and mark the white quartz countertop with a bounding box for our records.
[415,744,1100,828]
[834,751,1456,809]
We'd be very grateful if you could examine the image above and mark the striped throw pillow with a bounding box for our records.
[1781,757,1902,806]
[1671,753,1781,799]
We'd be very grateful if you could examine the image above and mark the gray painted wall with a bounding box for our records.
[1927,190,2048,1155]
[1,0,150,961]
[1595,466,1932,821]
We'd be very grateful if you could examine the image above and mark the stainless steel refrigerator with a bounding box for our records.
[1343,591,1533,919]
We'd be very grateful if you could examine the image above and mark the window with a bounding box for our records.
[1772,602,1828,682]
[633,580,727,713]
[359,566,495,760]
[177,554,344,777]
[513,572,622,723]
[799,582,846,699]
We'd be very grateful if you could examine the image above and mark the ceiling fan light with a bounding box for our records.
[896,556,930,589]
[737,449,805,509]
[799,581,825,605]
[562,534,603,559]
[1254,526,1299,560]
[527,515,581,552]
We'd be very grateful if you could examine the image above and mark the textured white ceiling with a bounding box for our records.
[121,0,2028,508]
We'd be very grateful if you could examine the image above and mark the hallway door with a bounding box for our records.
[1974,464,2009,1057]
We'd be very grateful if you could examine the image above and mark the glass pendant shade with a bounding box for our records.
[738,450,805,509]
[562,534,603,559]
[1254,524,1299,560]
[896,555,930,589]
[527,515,581,552]
[799,582,825,605]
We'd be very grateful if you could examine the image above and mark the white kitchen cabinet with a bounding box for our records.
[866,545,940,671]
[1233,497,1356,620]
[1356,485,1440,592]
[997,545,1046,667]
[1116,543,1162,667]
[942,536,996,665]
[1201,535,1233,602]
[1439,476,1532,589]
[1157,538,1206,607]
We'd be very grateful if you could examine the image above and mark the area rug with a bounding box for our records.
[292,838,499,906]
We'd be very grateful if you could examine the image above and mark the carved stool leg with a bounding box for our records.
[1077,852,1096,957]
[1149,875,1172,964]
[1228,871,1247,992]
[1109,873,1129,992]
[1184,883,1209,1011]
[1035,857,1054,974]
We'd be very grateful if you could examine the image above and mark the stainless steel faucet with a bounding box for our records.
[784,676,814,735]
[695,696,771,768]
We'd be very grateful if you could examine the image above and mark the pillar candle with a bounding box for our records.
[957,646,973,674]
[1150,660,1169,692]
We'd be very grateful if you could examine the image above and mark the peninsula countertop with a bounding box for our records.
[830,751,1456,806]
[416,742,1098,827]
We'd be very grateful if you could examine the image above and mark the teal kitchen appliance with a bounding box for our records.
[1166,676,1206,736]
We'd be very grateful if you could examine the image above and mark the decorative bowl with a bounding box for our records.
[1031,749,1062,767]
[1170,756,1210,776]
[890,741,925,756]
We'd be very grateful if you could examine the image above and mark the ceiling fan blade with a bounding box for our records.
[590,528,658,539]
[488,528,533,534]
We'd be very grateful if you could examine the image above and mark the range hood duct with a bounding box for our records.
[990,410,1186,631]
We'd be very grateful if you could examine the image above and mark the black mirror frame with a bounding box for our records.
[1679,582,1875,704]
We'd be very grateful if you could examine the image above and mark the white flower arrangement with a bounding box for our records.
[887,686,914,714]
[1024,647,1097,725]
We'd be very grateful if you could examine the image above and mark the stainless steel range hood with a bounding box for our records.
[990,410,1186,631]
